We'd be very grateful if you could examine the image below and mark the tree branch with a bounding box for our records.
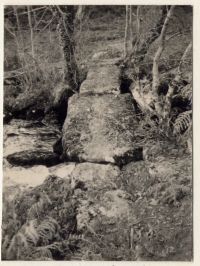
[152,5,175,94]
[124,5,129,58]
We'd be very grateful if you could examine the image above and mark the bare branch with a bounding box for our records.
[76,5,85,21]
[133,6,168,64]
[132,6,141,54]
[129,6,133,50]
[124,5,129,58]
[177,41,192,74]
[33,6,49,30]
[152,6,175,94]
[27,6,35,59]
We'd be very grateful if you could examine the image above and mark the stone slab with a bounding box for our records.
[62,94,143,165]
[80,64,120,95]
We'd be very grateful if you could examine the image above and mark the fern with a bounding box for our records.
[23,220,39,245]
[28,192,52,219]
[4,217,60,260]
[68,234,84,241]
[173,110,192,135]
[37,217,59,244]
[34,242,65,260]
[2,177,78,260]
[35,246,53,259]
[6,231,29,260]
[180,84,192,103]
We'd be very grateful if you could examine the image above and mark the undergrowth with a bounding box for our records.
[2,175,81,260]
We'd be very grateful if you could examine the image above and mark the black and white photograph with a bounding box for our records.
[1,3,193,261]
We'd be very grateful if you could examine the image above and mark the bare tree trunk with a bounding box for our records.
[152,6,175,95]
[151,6,175,119]
[132,6,168,64]
[13,6,24,48]
[135,6,141,49]
[27,5,35,59]
[56,5,79,92]
[163,41,192,119]
[32,7,37,27]
[177,41,192,75]
[75,5,84,22]
[129,6,133,50]
[124,5,129,58]
[131,6,176,120]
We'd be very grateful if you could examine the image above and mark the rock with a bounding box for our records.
[92,51,108,60]
[62,94,143,165]
[7,150,62,167]
[80,64,120,95]
[22,120,45,128]
[70,162,120,190]
[49,163,76,179]
[76,189,131,231]
[4,119,60,157]
[11,91,40,117]
[3,165,50,189]
[6,87,51,120]
[66,162,123,231]
[91,46,122,62]
[97,189,131,218]
[120,161,152,195]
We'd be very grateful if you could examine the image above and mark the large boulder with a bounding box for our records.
[80,63,120,95]
[62,94,143,165]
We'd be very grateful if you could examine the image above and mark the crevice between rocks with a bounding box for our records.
[60,147,144,169]
[119,76,133,94]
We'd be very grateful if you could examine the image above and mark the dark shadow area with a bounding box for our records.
[120,76,132,94]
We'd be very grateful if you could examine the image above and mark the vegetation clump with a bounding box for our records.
[2,176,80,260]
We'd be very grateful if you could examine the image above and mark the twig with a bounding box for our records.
[152,5,175,94]
[124,5,129,58]
[33,6,48,30]
[27,6,35,59]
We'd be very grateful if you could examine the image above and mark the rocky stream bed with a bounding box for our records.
[2,51,192,261]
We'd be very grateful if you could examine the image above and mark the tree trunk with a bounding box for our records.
[131,6,176,121]
[132,6,168,64]
[27,5,35,59]
[56,6,79,92]
[177,41,192,76]
[133,6,141,52]
[124,5,130,58]
[152,6,175,95]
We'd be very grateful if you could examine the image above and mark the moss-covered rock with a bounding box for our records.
[62,94,143,165]
[80,63,120,95]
